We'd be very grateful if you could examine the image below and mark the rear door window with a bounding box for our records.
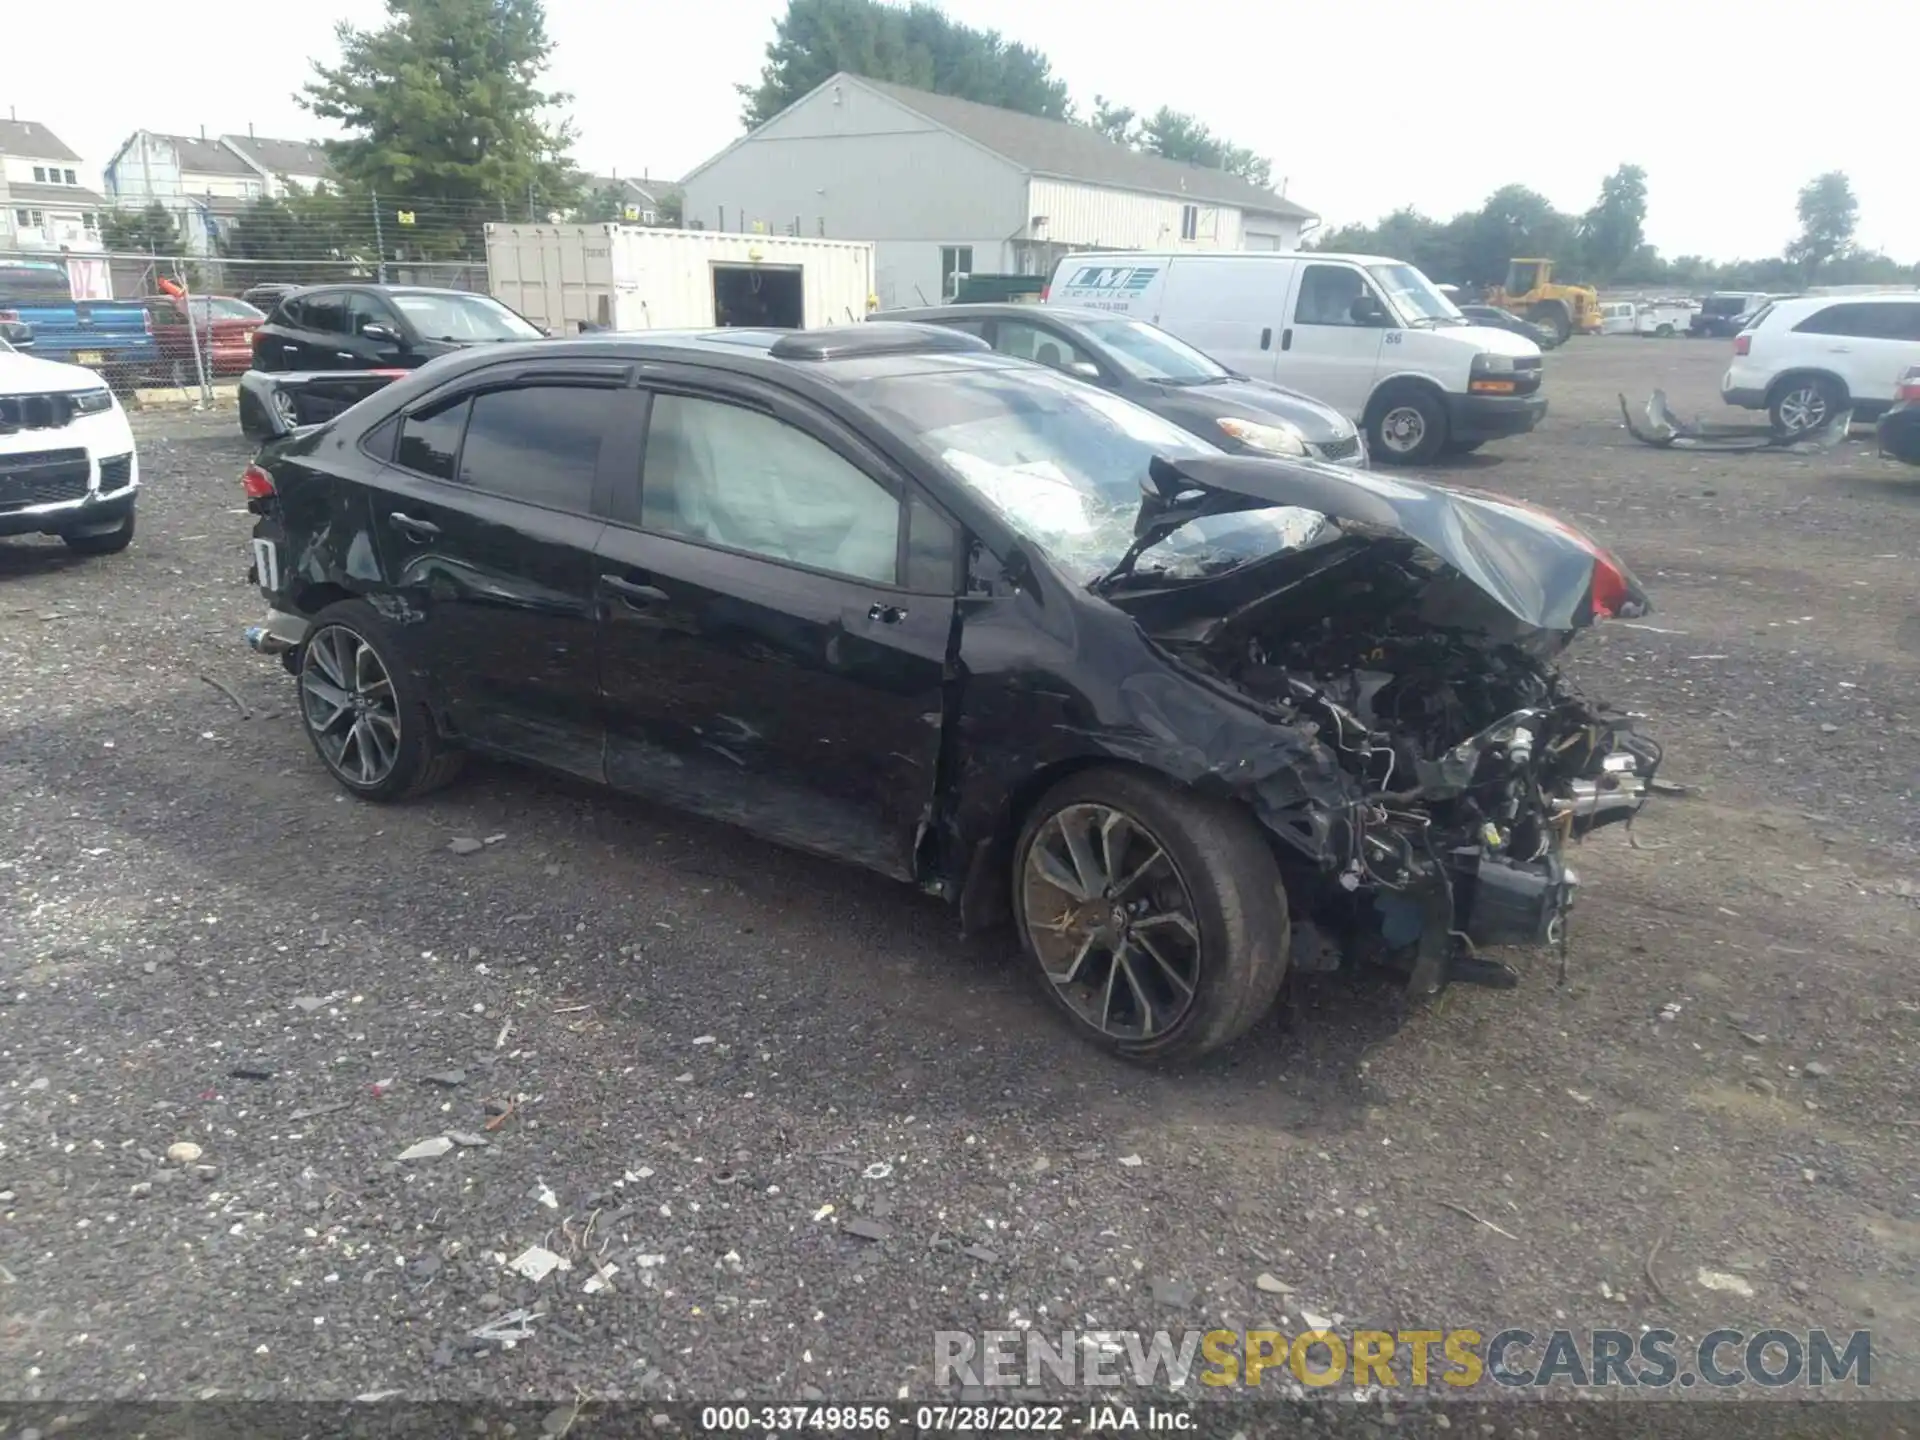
[1794,304,1875,337]
[456,384,623,514]
[301,292,351,335]
[397,397,470,481]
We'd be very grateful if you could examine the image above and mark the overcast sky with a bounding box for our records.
[10,0,1912,262]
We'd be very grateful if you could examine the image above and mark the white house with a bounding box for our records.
[680,73,1316,309]
[104,131,269,256]
[0,117,106,254]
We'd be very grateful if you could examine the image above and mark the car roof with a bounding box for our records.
[1761,291,1918,317]
[417,323,1025,388]
[881,303,1131,324]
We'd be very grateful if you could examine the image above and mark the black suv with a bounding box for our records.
[251,285,543,374]
[238,322,1658,1063]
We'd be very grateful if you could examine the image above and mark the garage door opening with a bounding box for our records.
[712,264,804,329]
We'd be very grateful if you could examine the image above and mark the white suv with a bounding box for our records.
[0,337,140,554]
[1721,292,1920,435]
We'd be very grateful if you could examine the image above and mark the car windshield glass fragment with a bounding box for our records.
[388,293,541,341]
[1368,264,1463,323]
[1076,317,1228,382]
[858,364,1330,584]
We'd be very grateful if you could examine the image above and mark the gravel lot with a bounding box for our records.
[2,339,1916,1408]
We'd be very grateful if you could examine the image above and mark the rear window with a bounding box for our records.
[397,397,470,481]
[1702,295,1749,316]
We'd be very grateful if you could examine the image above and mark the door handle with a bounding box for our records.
[387,511,441,539]
[1259,327,1272,350]
[1828,346,1851,354]
[601,574,669,605]
[336,351,357,361]
[867,603,908,625]
[1281,327,1293,352]
[281,344,298,354]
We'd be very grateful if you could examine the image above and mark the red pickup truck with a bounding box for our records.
[141,294,265,377]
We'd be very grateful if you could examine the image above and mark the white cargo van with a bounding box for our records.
[1045,252,1546,464]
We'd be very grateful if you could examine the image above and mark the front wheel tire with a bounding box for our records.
[1011,767,1290,1063]
[297,599,464,802]
[1369,389,1449,466]
[62,505,136,555]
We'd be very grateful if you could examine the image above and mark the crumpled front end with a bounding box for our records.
[1122,506,1660,994]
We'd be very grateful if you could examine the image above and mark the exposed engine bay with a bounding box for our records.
[1139,533,1661,994]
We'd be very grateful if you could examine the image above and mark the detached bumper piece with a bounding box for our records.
[1620,389,1852,451]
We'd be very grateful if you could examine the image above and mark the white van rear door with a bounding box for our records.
[1283,261,1387,418]
[1155,258,1295,381]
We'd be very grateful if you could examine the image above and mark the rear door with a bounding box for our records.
[1156,258,1296,381]
[594,371,959,879]
[293,290,355,370]
[1284,261,1389,416]
[364,364,630,777]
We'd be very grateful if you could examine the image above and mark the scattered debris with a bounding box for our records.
[842,1217,891,1242]
[166,1142,204,1165]
[1696,1269,1755,1299]
[470,1306,542,1345]
[1118,1154,1144,1168]
[531,1181,559,1210]
[484,1101,517,1132]
[198,673,252,719]
[448,1131,490,1148]
[1739,1031,1769,1047]
[1256,1273,1295,1296]
[1437,1199,1518,1241]
[1620,390,1853,452]
[582,1265,620,1295]
[484,833,508,846]
[862,1162,894,1181]
[398,1137,454,1162]
[812,1204,835,1223]
[961,1244,1000,1264]
[292,996,328,1012]
[228,1064,274,1081]
[508,1247,568,1283]
[1645,1228,1678,1308]
[424,1070,467,1089]
[1300,1309,1333,1332]
[1804,1061,1833,1078]
[448,837,485,856]
[691,1035,717,1046]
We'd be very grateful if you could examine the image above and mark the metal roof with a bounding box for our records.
[853,75,1314,221]
[153,134,258,178]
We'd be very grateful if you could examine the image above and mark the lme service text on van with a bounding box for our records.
[934,1326,1873,1391]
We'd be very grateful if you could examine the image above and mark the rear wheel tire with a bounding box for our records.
[1011,767,1290,1064]
[297,599,464,802]
[62,505,136,556]
[1368,387,1449,466]
[1770,376,1846,437]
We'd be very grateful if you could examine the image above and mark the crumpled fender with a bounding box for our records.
[1619,389,1854,452]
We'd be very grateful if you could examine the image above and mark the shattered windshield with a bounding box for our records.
[1368,264,1466,325]
[859,364,1330,584]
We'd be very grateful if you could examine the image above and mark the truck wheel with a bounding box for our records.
[1368,387,1449,465]
[1527,304,1572,345]
[1011,767,1290,1063]
[1655,323,1675,338]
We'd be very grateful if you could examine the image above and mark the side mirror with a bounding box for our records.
[1348,295,1388,327]
[361,322,400,345]
[1066,359,1102,381]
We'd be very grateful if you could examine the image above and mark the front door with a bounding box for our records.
[595,381,960,879]
[365,373,627,778]
[344,291,412,369]
[1286,262,1390,418]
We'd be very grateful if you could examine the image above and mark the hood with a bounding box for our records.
[1139,377,1354,444]
[1454,324,1541,359]
[0,350,110,393]
[1128,454,1647,632]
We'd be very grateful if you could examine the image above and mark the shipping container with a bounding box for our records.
[484,224,876,334]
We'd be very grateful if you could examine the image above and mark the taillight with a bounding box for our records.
[1590,554,1630,619]
[242,464,276,499]
[1039,286,1049,301]
[142,309,153,334]
[1732,334,1751,356]
[1897,368,1920,403]
[0,308,17,322]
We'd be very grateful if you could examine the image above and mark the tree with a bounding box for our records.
[1786,170,1857,280]
[301,0,581,231]
[100,203,181,255]
[739,0,1070,128]
[1137,108,1271,188]
[1580,164,1648,283]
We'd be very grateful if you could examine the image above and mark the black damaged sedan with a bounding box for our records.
[241,323,1659,1062]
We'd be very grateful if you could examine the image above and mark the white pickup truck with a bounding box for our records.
[1633,301,1696,339]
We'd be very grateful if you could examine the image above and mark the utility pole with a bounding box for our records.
[372,190,387,283]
